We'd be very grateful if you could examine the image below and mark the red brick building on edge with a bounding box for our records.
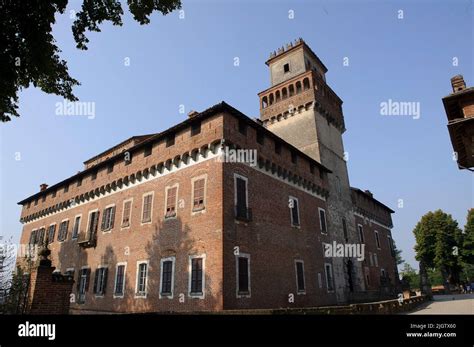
[17,39,399,313]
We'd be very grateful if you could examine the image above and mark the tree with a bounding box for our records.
[462,209,474,265]
[0,0,181,122]
[399,263,418,289]
[392,240,404,266]
[413,210,463,288]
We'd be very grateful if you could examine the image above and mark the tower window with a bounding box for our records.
[283,63,290,73]
[238,119,247,135]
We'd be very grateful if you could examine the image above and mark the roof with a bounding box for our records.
[350,187,395,213]
[18,101,332,205]
[442,87,474,122]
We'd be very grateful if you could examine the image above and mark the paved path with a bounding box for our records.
[408,294,474,314]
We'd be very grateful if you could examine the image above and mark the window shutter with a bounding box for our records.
[93,269,99,294]
[101,210,107,231]
[110,207,115,229]
[102,268,108,294]
[93,212,100,233]
[64,220,70,240]
[85,269,91,292]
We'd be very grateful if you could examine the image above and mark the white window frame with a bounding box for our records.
[235,252,251,298]
[374,230,381,249]
[374,253,379,267]
[94,265,108,298]
[58,218,69,243]
[71,214,82,240]
[121,198,133,229]
[289,196,300,228]
[324,262,335,293]
[191,175,207,214]
[113,262,127,299]
[357,224,364,243]
[78,266,90,304]
[164,184,179,219]
[159,256,176,299]
[381,268,386,278]
[233,173,249,209]
[135,260,149,298]
[141,192,154,225]
[102,203,116,233]
[294,260,306,295]
[318,208,327,234]
[188,254,206,299]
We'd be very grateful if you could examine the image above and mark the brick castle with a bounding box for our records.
[17,39,399,313]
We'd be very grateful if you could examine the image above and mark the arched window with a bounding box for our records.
[262,96,268,109]
[289,85,295,97]
[275,90,281,102]
[282,88,288,99]
[303,78,310,90]
[269,93,274,105]
[296,81,302,94]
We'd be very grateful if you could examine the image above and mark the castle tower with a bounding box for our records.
[258,39,364,303]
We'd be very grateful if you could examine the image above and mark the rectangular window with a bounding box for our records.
[144,144,152,157]
[191,122,201,136]
[107,163,114,173]
[64,184,69,193]
[235,175,249,220]
[289,196,300,227]
[122,200,132,227]
[342,218,348,242]
[319,208,327,234]
[284,63,290,73]
[42,195,46,202]
[192,178,205,211]
[275,141,281,154]
[77,178,82,187]
[160,257,175,297]
[166,134,175,147]
[27,201,31,209]
[58,220,69,242]
[37,227,45,245]
[72,215,81,240]
[93,267,108,296]
[29,230,37,245]
[238,119,247,135]
[91,170,97,180]
[47,224,56,244]
[374,253,379,267]
[77,268,90,304]
[190,257,204,296]
[325,263,334,292]
[369,252,374,266]
[358,224,364,243]
[142,193,153,223]
[101,205,116,231]
[114,264,126,297]
[295,261,305,293]
[237,255,250,295]
[256,131,264,145]
[318,273,323,289]
[165,186,178,218]
[52,190,56,198]
[136,262,148,297]
[87,210,99,240]
[291,151,297,164]
[125,153,132,165]
[375,231,381,249]
[310,164,315,174]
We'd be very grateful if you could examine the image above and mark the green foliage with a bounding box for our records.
[392,240,404,266]
[0,0,181,122]
[462,209,474,265]
[400,263,418,289]
[413,209,464,284]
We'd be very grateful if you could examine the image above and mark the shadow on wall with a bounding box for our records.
[57,216,221,313]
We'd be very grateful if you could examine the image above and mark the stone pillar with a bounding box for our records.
[27,249,74,314]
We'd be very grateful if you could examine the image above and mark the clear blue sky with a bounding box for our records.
[1,0,472,270]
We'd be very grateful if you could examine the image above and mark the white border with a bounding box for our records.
[121,198,133,229]
[159,256,176,299]
[235,253,251,298]
[164,184,179,219]
[324,263,334,293]
[113,262,127,299]
[294,260,306,295]
[318,208,327,234]
[191,175,207,214]
[188,254,206,299]
[135,260,149,298]
[141,192,154,225]
[289,196,300,228]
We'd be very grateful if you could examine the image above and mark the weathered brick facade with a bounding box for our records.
[16,39,399,313]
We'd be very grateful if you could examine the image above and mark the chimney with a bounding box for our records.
[451,75,466,93]
[188,110,199,118]
[40,183,48,191]
[364,190,373,197]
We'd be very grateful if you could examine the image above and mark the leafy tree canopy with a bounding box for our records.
[0,0,181,122]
